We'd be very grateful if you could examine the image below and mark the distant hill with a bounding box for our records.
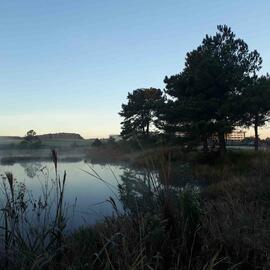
[38,133,84,140]
[0,133,86,150]
[0,134,84,140]
[0,133,84,143]
[0,136,22,140]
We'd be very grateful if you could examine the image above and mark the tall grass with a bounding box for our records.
[0,150,68,269]
[1,149,270,269]
[66,150,270,269]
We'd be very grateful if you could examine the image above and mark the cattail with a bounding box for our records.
[5,172,14,202]
[52,149,58,174]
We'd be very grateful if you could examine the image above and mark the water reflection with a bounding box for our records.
[19,162,43,178]
[118,169,157,213]
[0,159,198,229]
[0,160,126,228]
[118,166,200,216]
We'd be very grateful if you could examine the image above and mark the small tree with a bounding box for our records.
[92,139,102,147]
[21,130,41,148]
[119,88,165,139]
[25,130,37,142]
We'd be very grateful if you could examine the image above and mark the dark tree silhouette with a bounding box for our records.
[25,130,37,141]
[241,75,270,150]
[163,25,262,153]
[20,130,41,149]
[92,138,102,147]
[119,88,165,139]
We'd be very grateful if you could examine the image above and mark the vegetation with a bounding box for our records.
[119,88,165,139]
[0,151,67,269]
[91,138,103,147]
[19,130,42,149]
[2,24,270,269]
[119,25,270,152]
[1,150,270,269]
[0,132,88,151]
[241,75,270,150]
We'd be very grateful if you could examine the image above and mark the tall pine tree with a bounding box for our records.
[163,25,262,153]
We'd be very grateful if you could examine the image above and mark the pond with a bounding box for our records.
[0,159,127,229]
[0,152,199,235]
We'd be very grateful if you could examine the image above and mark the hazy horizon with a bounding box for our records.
[1,126,270,140]
[1,0,270,138]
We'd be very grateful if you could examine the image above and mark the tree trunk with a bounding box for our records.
[202,136,209,153]
[146,121,150,137]
[254,116,259,151]
[218,132,226,154]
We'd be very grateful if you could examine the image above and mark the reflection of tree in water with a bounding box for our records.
[118,169,160,213]
[20,162,43,178]
[118,168,200,222]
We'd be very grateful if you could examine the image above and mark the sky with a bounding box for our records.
[0,0,270,138]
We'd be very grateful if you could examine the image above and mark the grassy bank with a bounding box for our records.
[65,151,270,269]
[1,150,270,269]
[85,141,187,167]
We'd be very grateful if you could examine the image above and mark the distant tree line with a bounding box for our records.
[119,25,270,152]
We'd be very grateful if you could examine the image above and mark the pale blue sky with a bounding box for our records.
[0,0,270,138]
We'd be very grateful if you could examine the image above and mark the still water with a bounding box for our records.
[0,160,127,229]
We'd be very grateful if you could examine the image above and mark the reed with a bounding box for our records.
[1,149,270,269]
[0,150,68,269]
[66,150,270,269]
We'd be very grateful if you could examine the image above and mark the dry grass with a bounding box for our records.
[0,150,68,269]
[1,149,270,269]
